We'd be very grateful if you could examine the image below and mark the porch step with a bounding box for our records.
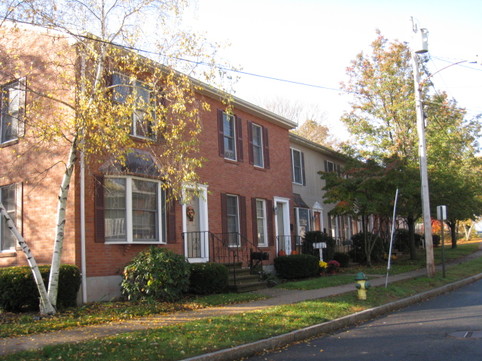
[224,264,267,293]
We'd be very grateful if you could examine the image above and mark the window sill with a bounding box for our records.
[223,158,240,165]
[253,165,267,172]
[0,251,17,258]
[0,139,19,148]
[105,241,166,245]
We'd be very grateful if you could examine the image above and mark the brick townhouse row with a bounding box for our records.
[0,24,349,302]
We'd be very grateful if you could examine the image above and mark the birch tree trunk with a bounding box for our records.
[0,202,56,315]
[47,137,78,309]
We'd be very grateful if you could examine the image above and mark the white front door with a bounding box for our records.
[274,197,291,255]
[183,185,209,262]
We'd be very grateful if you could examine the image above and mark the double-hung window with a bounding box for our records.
[295,207,311,241]
[112,73,156,140]
[291,148,305,185]
[255,199,268,247]
[1,79,25,144]
[252,123,264,167]
[223,113,236,160]
[103,176,165,243]
[0,184,17,251]
[226,194,240,246]
[218,110,243,162]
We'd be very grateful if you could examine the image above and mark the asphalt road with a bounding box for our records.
[244,278,482,361]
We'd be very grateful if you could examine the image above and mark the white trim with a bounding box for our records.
[255,198,268,247]
[223,113,237,161]
[290,148,304,185]
[104,175,165,244]
[252,123,264,168]
[274,196,291,254]
[182,184,209,262]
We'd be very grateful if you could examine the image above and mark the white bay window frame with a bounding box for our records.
[104,176,165,244]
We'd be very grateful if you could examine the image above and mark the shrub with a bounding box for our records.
[333,252,350,267]
[0,264,81,312]
[327,260,340,274]
[349,232,384,265]
[432,234,441,247]
[189,263,228,295]
[302,231,336,260]
[121,247,191,302]
[274,254,319,279]
[395,229,423,252]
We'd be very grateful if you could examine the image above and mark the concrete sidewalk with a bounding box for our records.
[1,247,482,358]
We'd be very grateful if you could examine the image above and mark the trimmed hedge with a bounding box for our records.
[189,263,228,295]
[274,254,319,279]
[302,231,336,261]
[333,252,350,267]
[0,264,81,312]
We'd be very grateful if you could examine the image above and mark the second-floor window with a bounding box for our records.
[252,124,263,167]
[291,148,305,185]
[218,110,243,162]
[248,122,270,169]
[1,79,26,145]
[223,113,236,160]
[112,73,156,140]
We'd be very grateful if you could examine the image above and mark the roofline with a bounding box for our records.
[289,133,347,161]
[192,80,298,130]
[5,20,297,130]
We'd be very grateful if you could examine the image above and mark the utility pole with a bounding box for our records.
[411,18,435,277]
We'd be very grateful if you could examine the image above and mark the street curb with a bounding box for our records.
[183,272,482,361]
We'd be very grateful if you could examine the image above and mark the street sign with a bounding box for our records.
[437,205,447,220]
[313,242,327,249]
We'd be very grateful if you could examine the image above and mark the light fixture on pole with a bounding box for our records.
[411,18,435,277]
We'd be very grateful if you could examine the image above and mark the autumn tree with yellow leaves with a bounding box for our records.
[0,0,227,314]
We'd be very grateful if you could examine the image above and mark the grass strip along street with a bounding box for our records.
[1,243,481,360]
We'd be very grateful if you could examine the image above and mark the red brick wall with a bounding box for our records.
[0,26,77,268]
[1,26,295,280]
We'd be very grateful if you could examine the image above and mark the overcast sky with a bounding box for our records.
[181,0,482,139]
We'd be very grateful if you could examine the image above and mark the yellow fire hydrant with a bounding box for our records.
[355,272,370,300]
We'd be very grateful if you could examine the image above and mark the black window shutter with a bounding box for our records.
[266,199,274,246]
[217,110,225,157]
[166,195,177,244]
[263,126,270,169]
[247,121,253,165]
[301,152,306,186]
[290,149,295,182]
[94,175,105,243]
[251,198,258,245]
[235,116,243,162]
[239,195,247,242]
[220,193,228,235]
[324,160,328,172]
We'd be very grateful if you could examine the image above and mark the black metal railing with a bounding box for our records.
[182,231,268,290]
[276,235,302,255]
[182,231,211,260]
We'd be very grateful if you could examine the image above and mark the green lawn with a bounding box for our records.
[2,253,481,361]
[0,242,480,361]
[278,242,479,290]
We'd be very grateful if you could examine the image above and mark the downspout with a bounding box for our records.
[79,49,87,304]
[80,150,87,303]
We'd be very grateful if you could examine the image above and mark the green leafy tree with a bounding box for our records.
[321,159,394,266]
[337,30,481,260]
